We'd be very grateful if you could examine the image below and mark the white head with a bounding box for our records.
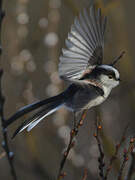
[97,65,120,89]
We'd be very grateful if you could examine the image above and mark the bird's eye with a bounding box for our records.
[108,75,113,79]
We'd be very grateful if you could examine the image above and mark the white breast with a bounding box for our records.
[86,86,112,109]
[86,95,105,109]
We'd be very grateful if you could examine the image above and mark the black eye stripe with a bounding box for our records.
[106,72,115,79]
[80,67,116,80]
[96,68,116,78]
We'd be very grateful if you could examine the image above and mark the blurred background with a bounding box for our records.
[0,0,135,179]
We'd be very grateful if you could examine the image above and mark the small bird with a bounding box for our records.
[5,5,124,138]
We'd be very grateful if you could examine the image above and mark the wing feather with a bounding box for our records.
[59,5,107,81]
[62,49,90,60]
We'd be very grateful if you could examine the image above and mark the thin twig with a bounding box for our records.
[124,151,135,180]
[0,2,17,180]
[94,116,105,180]
[105,123,129,180]
[117,138,135,180]
[82,168,88,180]
[57,110,87,180]
[110,51,125,66]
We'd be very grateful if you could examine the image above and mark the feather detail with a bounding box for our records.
[59,5,107,82]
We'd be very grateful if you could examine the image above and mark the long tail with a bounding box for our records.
[5,92,65,138]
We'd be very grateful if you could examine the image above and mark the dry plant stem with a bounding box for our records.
[117,151,128,180]
[110,51,125,66]
[117,138,135,180]
[57,110,87,180]
[0,2,17,180]
[82,168,88,180]
[0,58,17,175]
[94,116,105,180]
[0,74,17,180]
[105,124,129,180]
[124,152,135,180]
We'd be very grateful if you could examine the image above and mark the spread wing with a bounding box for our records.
[58,5,107,81]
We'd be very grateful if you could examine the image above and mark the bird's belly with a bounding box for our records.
[85,96,105,109]
[64,84,111,112]
[65,95,106,112]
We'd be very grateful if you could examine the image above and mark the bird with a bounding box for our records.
[5,5,124,138]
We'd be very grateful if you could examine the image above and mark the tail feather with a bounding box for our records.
[5,92,65,128]
[12,103,63,138]
[27,104,63,132]
[7,84,78,138]
[5,92,66,138]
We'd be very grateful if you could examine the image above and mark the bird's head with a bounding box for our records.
[95,65,120,89]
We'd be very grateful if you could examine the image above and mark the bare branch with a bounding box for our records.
[117,138,135,180]
[105,123,129,179]
[94,115,105,180]
[0,2,17,180]
[82,168,88,180]
[57,110,87,180]
[110,51,125,66]
[124,151,135,180]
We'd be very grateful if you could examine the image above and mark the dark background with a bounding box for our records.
[0,0,135,179]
